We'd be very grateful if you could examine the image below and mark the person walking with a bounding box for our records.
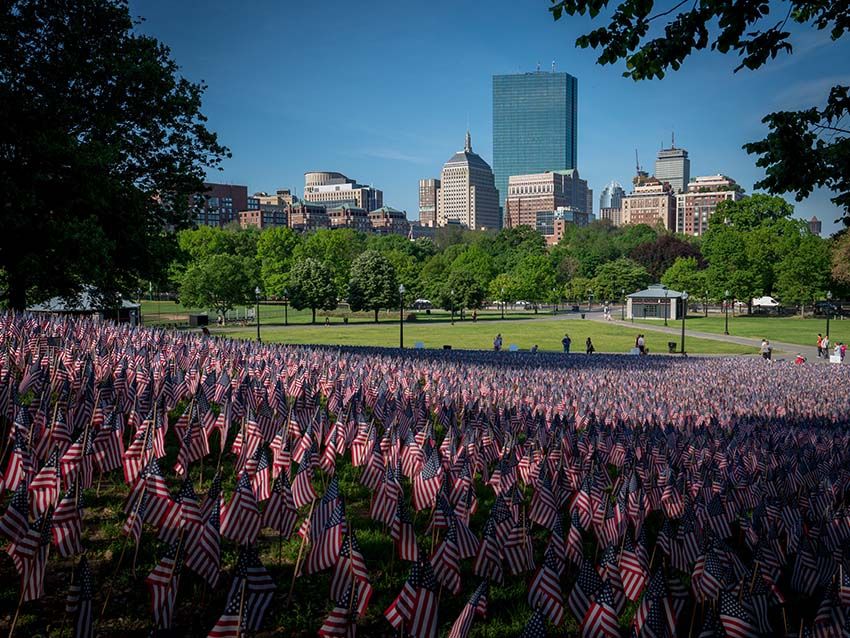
[493,333,502,352]
[822,334,830,358]
[840,342,847,362]
[760,339,772,361]
[585,337,595,355]
[817,333,823,358]
[637,334,646,355]
[530,344,539,354]
[561,333,571,353]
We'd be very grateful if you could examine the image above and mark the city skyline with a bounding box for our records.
[131,0,850,234]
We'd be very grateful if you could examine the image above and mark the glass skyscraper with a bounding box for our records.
[492,71,578,211]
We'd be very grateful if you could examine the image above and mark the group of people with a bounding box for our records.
[817,333,847,361]
[760,338,773,360]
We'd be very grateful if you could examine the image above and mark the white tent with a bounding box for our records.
[751,296,780,307]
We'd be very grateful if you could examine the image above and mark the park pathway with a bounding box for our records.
[582,312,821,360]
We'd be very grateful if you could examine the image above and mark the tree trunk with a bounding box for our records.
[374,308,379,323]
[7,277,27,311]
[311,307,316,324]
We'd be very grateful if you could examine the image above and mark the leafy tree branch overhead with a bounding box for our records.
[549,0,850,225]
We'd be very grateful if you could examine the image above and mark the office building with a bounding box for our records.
[327,205,371,233]
[621,179,675,230]
[655,144,690,193]
[599,181,625,210]
[418,178,440,227]
[287,201,329,232]
[599,207,623,226]
[194,183,248,226]
[504,169,590,229]
[536,206,592,245]
[675,174,744,236]
[808,216,822,236]
[303,171,383,211]
[255,189,298,206]
[493,70,578,211]
[436,131,500,230]
[369,206,411,236]
[239,203,287,230]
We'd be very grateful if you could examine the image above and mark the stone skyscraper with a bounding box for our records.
[492,70,578,213]
[436,131,500,230]
[654,142,690,193]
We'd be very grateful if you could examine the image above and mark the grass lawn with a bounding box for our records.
[139,299,541,327]
[637,314,850,348]
[214,317,755,355]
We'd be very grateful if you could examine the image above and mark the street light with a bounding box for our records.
[704,290,709,318]
[621,288,626,321]
[552,288,558,315]
[399,283,405,349]
[255,286,261,342]
[501,287,505,320]
[680,291,688,355]
[283,288,289,326]
[826,290,832,342]
[664,289,669,326]
[588,293,593,312]
[724,289,730,335]
[450,288,455,325]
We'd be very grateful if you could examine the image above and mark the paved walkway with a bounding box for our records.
[584,312,819,360]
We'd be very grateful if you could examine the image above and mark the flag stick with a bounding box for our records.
[288,499,315,605]
[9,512,51,638]
[236,577,248,638]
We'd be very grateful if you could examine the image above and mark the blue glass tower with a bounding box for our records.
[492,71,578,211]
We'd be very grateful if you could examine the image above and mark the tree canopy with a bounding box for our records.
[0,0,227,309]
[287,258,337,324]
[178,254,254,322]
[347,251,399,322]
[549,0,850,225]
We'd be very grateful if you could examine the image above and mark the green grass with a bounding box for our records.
[214,317,755,355]
[139,299,541,327]
[637,314,850,348]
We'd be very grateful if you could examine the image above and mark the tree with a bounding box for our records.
[448,245,496,290]
[629,235,703,281]
[294,229,366,297]
[774,234,832,310]
[511,254,556,309]
[256,227,302,298]
[287,258,337,324]
[832,231,850,287]
[549,0,850,224]
[661,257,706,297]
[591,258,651,302]
[0,0,227,309]
[347,251,399,322]
[178,254,254,323]
[436,271,485,318]
[488,273,521,305]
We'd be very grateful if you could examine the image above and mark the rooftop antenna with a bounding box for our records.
[551,60,556,72]
[635,149,641,173]
[671,131,675,148]
[536,61,540,72]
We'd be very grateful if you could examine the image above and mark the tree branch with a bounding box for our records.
[647,0,691,22]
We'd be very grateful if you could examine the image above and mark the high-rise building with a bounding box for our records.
[504,169,590,229]
[536,207,592,245]
[599,181,625,210]
[654,143,690,193]
[493,70,578,211]
[436,131,500,230]
[303,172,383,211]
[808,216,822,236]
[418,178,440,227]
[621,178,675,230]
[600,207,623,226]
[194,183,249,227]
[675,175,744,236]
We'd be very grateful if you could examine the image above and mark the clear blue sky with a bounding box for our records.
[133,0,849,235]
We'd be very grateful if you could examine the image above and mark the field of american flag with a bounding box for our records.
[1,312,850,637]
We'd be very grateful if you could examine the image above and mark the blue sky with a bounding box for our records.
[133,0,849,235]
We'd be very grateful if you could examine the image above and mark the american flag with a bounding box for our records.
[261,470,298,539]
[619,530,648,601]
[28,446,61,517]
[220,471,260,546]
[518,608,548,638]
[330,530,372,618]
[65,555,93,638]
[567,556,603,624]
[318,581,359,638]
[473,517,503,584]
[145,540,184,629]
[0,482,29,543]
[412,446,442,512]
[305,500,346,575]
[9,510,52,601]
[581,581,620,638]
[390,495,418,562]
[718,589,758,638]
[212,546,276,634]
[527,548,564,625]
[448,579,489,638]
[291,446,318,509]
[431,518,462,594]
[633,569,677,638]
[50,483,83,557]
[503,511,534,575]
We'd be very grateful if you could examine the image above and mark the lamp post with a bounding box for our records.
[399,283,405,349]
[588,293,593,312]
[450,288,455,325]
[255,286,261,342]
[704,290,709,318]
[501,287,505,320]
[664,289,669,326]
[825,290,832,342]
[724,289,730,335]
[621,288,626,321]
[283,288,289,326]
[680,291,688,355]
[552,288,557,315]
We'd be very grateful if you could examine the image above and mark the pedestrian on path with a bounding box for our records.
[562,334,571,353]
[817,333,824,358]
[637,334,646,355]
[586,337,595,355]
[822,334,830,358]
[493,333,502,352]
[760,338,772,361]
